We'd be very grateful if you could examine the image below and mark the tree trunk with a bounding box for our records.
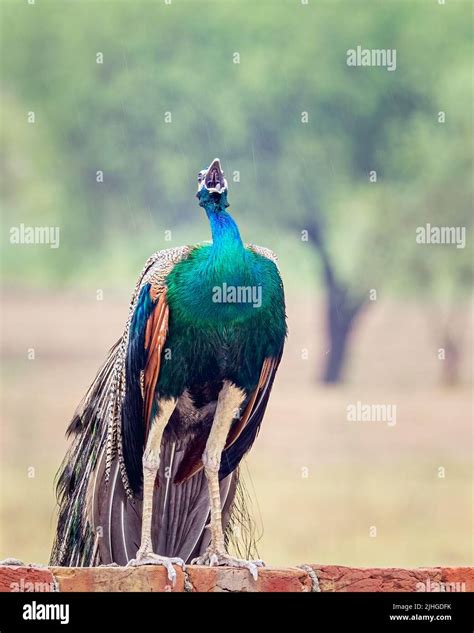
[323,315,353,383]
[441,333,461,386]
[322,281,364,384]
[294,214,366,384]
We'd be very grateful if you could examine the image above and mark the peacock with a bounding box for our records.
[50,159,286,581]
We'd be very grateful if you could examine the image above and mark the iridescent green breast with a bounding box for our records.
[157,244,286,396]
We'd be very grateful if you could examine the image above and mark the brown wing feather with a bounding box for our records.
[143,288,169,438]
[225,357,275,448]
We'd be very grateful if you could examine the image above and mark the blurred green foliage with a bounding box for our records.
[1,0,472,296]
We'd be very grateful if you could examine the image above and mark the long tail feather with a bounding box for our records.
[50,340,121,566]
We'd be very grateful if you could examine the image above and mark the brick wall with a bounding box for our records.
[1,564,473,593]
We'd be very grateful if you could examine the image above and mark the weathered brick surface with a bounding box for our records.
[441,567,474,592]
[50,566,185,592]
[309,565,472,593]
[1,564,472,592]
[0,566,56,592]
[186,566,311,592]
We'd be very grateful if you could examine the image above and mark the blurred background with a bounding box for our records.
[1,0,472,568]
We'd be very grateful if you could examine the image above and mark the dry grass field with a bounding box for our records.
[1,289,472,568]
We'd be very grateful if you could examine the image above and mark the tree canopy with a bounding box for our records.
[1,0,471,306]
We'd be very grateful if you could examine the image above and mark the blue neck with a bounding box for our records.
[206,207,244,253]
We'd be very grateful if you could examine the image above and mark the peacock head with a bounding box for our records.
[196,158,229,210]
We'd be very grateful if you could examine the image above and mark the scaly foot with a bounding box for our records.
[191,549,265,581]
[127,550,185,585]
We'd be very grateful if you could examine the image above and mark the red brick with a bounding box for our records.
[186,565,310,592]
[0,566,56,592]
[50,566,185,592]
[440,567,474,592]
[257,567,312,592]
[310,565,444,592]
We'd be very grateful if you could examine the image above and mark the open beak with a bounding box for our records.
[204,158,226,193]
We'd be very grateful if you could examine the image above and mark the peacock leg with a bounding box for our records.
[191,381,265,580]
[127,398,184,583]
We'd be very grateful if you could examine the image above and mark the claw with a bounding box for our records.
[191,549,265,580]
[171,557,186,570]
[127,552,185,585]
